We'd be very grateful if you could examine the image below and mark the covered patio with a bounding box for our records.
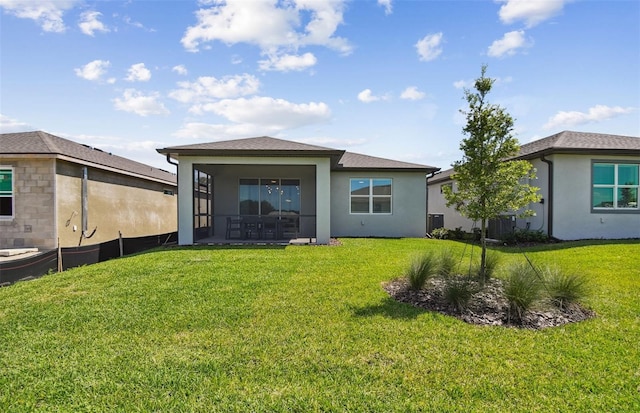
[192,163,319,243]
[158,137,344,245]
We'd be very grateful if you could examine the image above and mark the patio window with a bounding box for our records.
[592,162,639,211]
[350,178,392,214]
[0,167,13,218]
[239,178,300,216]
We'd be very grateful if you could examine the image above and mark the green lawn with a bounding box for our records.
[1,238,638,412]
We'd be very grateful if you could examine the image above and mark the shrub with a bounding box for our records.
[431,227,449,240]
[501,229,549,245]
[444,277,477,312]
[406,252,438,290]
[543,266,590,309]
[504,262,543,323]
[449,227,466,240]
[438,248,458,278]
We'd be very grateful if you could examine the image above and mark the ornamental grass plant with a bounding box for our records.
[543,266,590,310]
[443,276,477,313]
[437,248,459,278]
[503,261,544,323]
[405,251,437,290]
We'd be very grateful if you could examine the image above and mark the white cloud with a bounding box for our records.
[497,0,567,28]
[169,74,260,105]
[357,89,377,103]
[181,0,351,57]
[543,105,636,130]
[173,122,270,140]
[358,89,388,103]
[416,32,443,62]
[0,113,33,132]
[378,0,393,15]
[123,15,155,32]
[453,80,468,89]
[113,89,169,117]
[78,10,109,36]
[70,133,170,169]
[400,86,425,101]
[488,30,531,57]
[74,59,111,82]
[194,96,331,130]
[259,52,317,72]
[172,65,188,76]
[0,0,79,32]
[125,63,151,82]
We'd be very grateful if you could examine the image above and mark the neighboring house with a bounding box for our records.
[427,131,640,240]
[1,131,178,250]
[156,136,439,245]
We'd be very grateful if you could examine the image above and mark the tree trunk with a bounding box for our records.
[480,218,487,283]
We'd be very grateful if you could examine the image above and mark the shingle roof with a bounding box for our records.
[518,130,640,158]
[159,136,341,153]
[158,136,438,172]
[336,151,438,172]
[1,131,176,185]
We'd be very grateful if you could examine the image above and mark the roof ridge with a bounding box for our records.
[37,130,63,154]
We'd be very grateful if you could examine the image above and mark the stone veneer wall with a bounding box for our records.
[0,158,56,250]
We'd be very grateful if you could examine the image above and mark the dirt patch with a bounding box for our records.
[384,277,595,329]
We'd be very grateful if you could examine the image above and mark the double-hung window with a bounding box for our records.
[0,167,14,218]
[592,162,639,211]
[350,178,392,214]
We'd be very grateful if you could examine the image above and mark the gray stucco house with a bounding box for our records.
[428,131,640,240]
[157,136,439,245]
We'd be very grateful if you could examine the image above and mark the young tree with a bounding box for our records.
[443,65,540,280]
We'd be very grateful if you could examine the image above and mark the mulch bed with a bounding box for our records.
[383,277,596,330]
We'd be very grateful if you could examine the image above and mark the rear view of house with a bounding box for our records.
[157,136,439,245]
[1,131,177,250]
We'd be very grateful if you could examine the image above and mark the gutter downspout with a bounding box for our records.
[79,166,97,246]
[540,154,553,238]
[165,153,178,169]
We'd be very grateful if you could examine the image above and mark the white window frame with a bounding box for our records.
[0,166,15,219]
[349,178,393,215]
[592,161,639,212]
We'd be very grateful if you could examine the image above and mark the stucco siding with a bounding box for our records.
[552,154,640,240]
[55,161,177,247]
[512,158,547,233]
[331,171,426,238]
[427,178,476,233]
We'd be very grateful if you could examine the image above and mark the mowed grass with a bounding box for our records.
[0,238,638,412]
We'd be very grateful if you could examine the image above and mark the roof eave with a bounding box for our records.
[517,147,640,160]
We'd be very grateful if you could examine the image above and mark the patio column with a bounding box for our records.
[316,159,331,244]
[177,159,193,245]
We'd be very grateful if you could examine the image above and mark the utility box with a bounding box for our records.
[428,214,444,233]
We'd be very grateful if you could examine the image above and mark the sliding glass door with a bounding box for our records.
[239,178,300,216]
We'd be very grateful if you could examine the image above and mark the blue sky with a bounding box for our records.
[1,0,638,170]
